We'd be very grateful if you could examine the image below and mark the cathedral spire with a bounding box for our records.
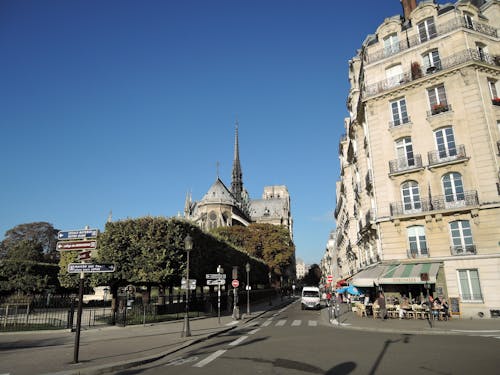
[231,121,243,203]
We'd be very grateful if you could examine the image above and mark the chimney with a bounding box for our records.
[400,0,417,21]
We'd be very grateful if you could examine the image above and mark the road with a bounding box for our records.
[115,300,500,375]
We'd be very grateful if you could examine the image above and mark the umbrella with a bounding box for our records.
[335,285,360,295]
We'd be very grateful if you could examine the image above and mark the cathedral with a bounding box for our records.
[184,125,293,238]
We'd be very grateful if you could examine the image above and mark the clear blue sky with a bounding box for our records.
[1,0,427,265]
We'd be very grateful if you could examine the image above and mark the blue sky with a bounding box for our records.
[1,0,420,265]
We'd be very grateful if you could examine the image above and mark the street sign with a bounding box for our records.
[232,279,239,288]
[67,263,115,273]
[181,278,197,290]
[57,240,97,251]
[327,275,333,283]
[206,273,226,279]
[78,250,92,260]
[207,279,225,285]
[58,229,98,240]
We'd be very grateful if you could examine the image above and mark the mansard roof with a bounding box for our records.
[201,177,237,205]
[249,197,287,219]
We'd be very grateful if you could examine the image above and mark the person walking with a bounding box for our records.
[377,291,387,320]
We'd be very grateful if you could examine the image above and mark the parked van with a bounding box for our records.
[301,286,321,310]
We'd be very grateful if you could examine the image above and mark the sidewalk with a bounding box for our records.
[0,296,290,375]
[324,304,500,336]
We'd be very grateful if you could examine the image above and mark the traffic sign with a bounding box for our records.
[67,263,115,273]
[206,273,226,279]
[78,250,92,260]
[327,275,333,283]
[57,240,97,251]
[232,279,239,288]
[58,229,98,240]
[207,279,225,286]
[181,278,197,290]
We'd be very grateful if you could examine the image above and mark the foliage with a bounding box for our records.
[1,222,59,262]
[0,239,59,294]
[211,223,296,278]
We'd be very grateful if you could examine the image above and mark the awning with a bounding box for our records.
[378,262,441,285]
[336,285,361,295]
[351,265,386,287]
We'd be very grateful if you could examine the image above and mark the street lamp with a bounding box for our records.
[181,234,193,337]
[268,271,272,306]
[245,262,251,316]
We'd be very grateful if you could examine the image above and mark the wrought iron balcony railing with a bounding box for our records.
[428,144,467,166]
[450,245,476,256]
[390,190,478,216]
[366,17,498,64]
[390,199,432,216]
[407,249,430,259]
[389,154,423,175]
[389,116,411,128]
[427,103,452,117]
[364,49,499,97]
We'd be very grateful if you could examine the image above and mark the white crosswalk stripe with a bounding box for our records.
[308,320,318,326]
[291,320,301,326]
[276,319,286,326]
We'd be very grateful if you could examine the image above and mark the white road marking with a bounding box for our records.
[276,319,286,326]
[262,320,272,327]
[225,321,239,326]
[308,320,318,326]
[228,335,248,346]
[248,328,260,335]
[291,320,301,326]
[451,330,500,333]
[193,350,227,368]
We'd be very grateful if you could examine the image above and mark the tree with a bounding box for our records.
[0,239,59,294]
[1,222,59,262]
[302,264,321,287]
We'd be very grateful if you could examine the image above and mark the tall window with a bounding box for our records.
[488,79,498,99]
[458,269,483,302]
[384,33,400,56]
[386,64,403,88]
[390,98,409,126]
[449,220,474,255]
[464,12,474,29]
[407,226,428,257]
[395,137,415,168]
[401,181,422,213]
[442,172,465,206]
[418,18,437,42]
[434,127,457,159]
[422,49,441,72]
[428,84,448,108]
[476,42,489,62]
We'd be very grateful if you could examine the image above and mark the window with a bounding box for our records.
[476,42,489,62]
[464,12,474,29]
[407,226,428,257]
[422,49,441,72]
[488,79,498,101]
[434,127,457,160]
[442,172,465,207]
[449,220,474,255]
[390,98,409,126]
[418,18,437,42]
[457,269,483,302]
[386,64,404,88]
[395,137,415,168]
[401,181,422,213]
[428,84,448,113]
[384,33,399,56]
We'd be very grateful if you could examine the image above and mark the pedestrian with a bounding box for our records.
[377,291,387,320]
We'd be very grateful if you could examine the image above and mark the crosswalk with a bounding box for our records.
[258,318,319,328]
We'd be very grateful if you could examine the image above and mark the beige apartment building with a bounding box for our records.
[335,0,500,318]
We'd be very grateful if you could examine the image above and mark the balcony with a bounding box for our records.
[427,103,452,117]
[389,154,423,176]
[390,199,432,216]
[364,49,499,98]
[450,244,477,256]
[390,191,478,217]
[407,249,430,259]
[366,17,498,64]
[428,144,467,167]
[389,116,412,129]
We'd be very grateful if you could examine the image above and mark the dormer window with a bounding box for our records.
[383,33,399,57]
[418,17,437,42]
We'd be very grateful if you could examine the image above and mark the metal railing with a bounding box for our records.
[366,17,498,64]
[407,249,430,259]
[450,244,477,256]
[390,190,478,216]
[389,154,423,174]
[428,144,467,166]
[389,116,411,128]
[427,103,452,117]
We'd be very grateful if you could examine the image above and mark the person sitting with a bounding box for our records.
[432,299,441,320]
[441,299,449,321]
[399,295,410,319]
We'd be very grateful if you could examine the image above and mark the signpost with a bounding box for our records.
[68,263,116,273]
[57,240,97,251]
[58,229,98,240]
[207,266,225,324]
[181,278,197,290]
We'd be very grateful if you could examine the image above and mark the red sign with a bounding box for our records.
[78,251,92,260]
[232,279,239,288]
[327,275,333,283]
[57,240,97,251]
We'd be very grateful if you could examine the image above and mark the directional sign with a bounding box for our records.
[57,240,97,251]
[207,279,225,286]
[78,250,92,260]
[58,229,98,240]
[67,263,115,273]
[206,273,226,279]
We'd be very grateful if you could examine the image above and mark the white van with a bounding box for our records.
[301,286,321,310]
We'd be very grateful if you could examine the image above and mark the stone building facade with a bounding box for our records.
[335,0,500,318]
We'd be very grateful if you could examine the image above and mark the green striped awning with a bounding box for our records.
[377,263,441,285]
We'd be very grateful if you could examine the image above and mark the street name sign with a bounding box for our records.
[58,229,98,240]
[206,273,226,279]
[68,263,115,273]
[57,240,97,251]
[207,279,225,285]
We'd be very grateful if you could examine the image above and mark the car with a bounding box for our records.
[301,286,321,310]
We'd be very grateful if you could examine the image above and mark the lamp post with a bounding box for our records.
[216,264,224,325]
[268,271,272,306]
[245,262,251,316]
[181,234,193,337]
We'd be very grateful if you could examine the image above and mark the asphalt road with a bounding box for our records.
[116,301,500,375]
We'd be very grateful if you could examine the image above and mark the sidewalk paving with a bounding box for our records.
[2,299,500,375]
